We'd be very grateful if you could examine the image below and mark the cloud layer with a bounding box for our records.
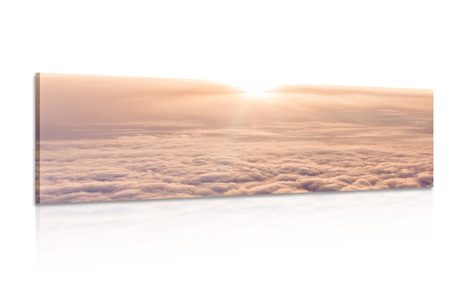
[38,123,433,203]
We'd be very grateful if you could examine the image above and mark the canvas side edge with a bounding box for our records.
[35,73,40,204]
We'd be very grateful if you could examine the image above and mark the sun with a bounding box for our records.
[235,81,276,100]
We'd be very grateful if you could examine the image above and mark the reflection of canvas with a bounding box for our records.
[35,73,433,204]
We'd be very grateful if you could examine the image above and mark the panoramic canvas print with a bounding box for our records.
[35,73,433,204]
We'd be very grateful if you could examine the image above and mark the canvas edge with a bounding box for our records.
[35,73,40,204]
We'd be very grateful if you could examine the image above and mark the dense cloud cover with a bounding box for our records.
[38,122,433,203]
[37,75,433,203]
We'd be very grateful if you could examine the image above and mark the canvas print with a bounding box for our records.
[35,73,433,204]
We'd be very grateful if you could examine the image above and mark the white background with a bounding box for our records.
[0,0,465,290]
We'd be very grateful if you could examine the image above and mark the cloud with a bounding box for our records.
[37,122,433,203]
[417,172,434,187]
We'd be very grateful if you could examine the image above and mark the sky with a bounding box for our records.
[36,74,433,203]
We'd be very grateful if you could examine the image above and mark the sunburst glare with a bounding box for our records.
[235,81,276,100]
